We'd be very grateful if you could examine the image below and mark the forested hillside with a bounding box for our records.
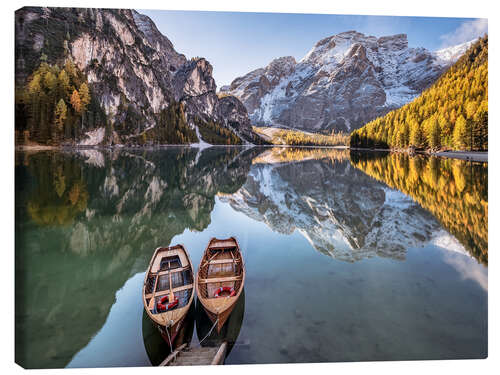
[350,36,488,151]
[253,126,348,146]
[15,60,107,145]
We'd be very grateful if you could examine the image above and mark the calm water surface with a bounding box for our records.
[15,147,487,368]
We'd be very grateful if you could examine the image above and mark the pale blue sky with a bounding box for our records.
[138,10,487,87]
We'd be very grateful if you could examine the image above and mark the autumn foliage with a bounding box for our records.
[16,59,105,145]
[350,36,488,151]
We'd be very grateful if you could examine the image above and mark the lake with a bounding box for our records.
[14,146,488,368]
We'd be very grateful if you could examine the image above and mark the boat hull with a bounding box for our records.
[157,315,184,346]
[203,302,237,333]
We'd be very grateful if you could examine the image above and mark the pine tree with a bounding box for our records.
[465,101,478,120]
[78,82,91,130]
[427,118,441,149]
[44,71,57,93]
[79,83,91,110]
[58,69,70,98]
[453,115,467,150]
[473,110,488,151]
[54,99,67,131]
[27,73,42,138]
[401,122,410,147]
[70,89,82,114]
[410,120,425,147]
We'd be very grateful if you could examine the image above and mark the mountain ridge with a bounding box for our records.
[221,31,474,132]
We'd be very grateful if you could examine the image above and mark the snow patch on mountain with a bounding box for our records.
[79,127,105,146]
[191,125,212,149]
[435,39,476,66]
[384,86,418,107]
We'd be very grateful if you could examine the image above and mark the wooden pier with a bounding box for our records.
[160,342,228,366]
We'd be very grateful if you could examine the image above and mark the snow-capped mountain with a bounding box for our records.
[221,31,474,132]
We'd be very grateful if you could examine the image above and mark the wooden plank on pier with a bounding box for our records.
[160,342,228,366]
[159,343,187,366]
[211,342,228,365]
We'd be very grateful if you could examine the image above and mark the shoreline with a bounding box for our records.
[15,145,59,151]
[431,150,488,162]
[15,143,349,152]
[14,144,487,162]
[349,147,488,163]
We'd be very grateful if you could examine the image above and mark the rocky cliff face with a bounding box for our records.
[221,31,473,132]
[15,7,260,144]
[171,58,262,144]
[217,95,266,144]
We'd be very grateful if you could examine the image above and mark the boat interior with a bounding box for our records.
[198,240,244,299]
[144,247,193,314]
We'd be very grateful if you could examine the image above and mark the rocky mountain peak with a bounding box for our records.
[173,58,217,101]
[377,33,408,50]
[302,31,377,66]
[131,10,187,72]
[267,56,296,78]
[223,30,473,132]
[346,43,367,60]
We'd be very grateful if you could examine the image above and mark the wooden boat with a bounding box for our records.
[142,244,195,347]
[196,237,245,333]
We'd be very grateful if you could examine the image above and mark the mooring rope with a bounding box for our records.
[198,317,219,346]
[165,322,173,353]
[160,308,173,353]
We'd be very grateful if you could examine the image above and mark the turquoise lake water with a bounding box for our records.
[15,147,487,368]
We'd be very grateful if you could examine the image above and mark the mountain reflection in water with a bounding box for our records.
[15,147,487,368]
[15,147,258,368]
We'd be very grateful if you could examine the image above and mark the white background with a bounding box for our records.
[1,0,497,374]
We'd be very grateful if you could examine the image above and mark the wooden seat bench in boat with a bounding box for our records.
[144,283,194,300]
[156,265,190,277]
[205,259,241,265]
[146,283,194,310]
[198,276,243,284]
[207,240,238,249]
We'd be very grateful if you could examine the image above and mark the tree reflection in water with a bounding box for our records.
[15,147,259,369]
